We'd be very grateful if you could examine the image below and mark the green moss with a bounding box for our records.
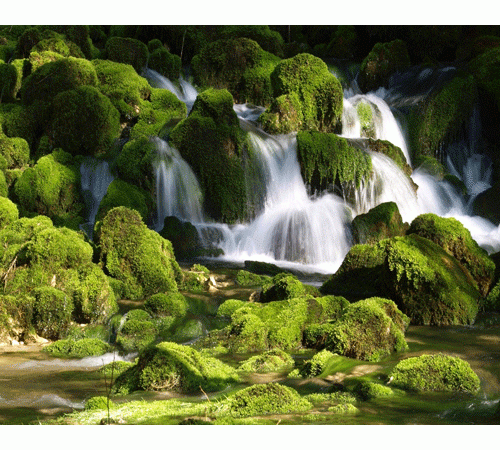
[14,149,84,228]
[48,85,121,157]
[98,360,135,378]
[169,88,248,223]
[93,59,152,120]
[191,37,280,106]
[352,201,408,245]
[296,130,372,194]
[116,318,157,353]
[32,286,73,340]
[409,73,478,162]
[114,341,239,394]
[219,383,311,418]
[159,216,205,260]
[364,138,412,176]
[389,353,481,393]
[0,197,18,229]
[219,26,285,57]
[43,337,111,358]
[357,101,375,138]
[95,207,181,301]
[149,47,181,80]
[468,47,500,112]
[144,292,188,318]
[353,380,394,400]
[328,403,359,415]
[105,37,149,74]
[238,348,294,373]
[408,213,495,296]
[235,270,270,286]
[0,134,30,169]
[260,273,307,303]
[0,62,19,102]
[259,53,343,134]
[85,396,114,411]
[299,349,335,377]
[21,57,98,106]
[358,40,411,92]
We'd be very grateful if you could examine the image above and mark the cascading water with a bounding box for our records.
[152,136,204,231]
[80,158,114,236]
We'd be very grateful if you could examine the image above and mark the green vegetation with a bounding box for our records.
[259,53,343,134]
[238,348,294,373]
[105,37,149,74]
[43,337,111,358]
[389,353,481,393]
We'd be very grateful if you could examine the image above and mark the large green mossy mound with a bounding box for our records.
[296,130,372,194]
[219,383,312,418]
[169,88,248,223]
[407,213,495,296]
[303,297,409,361]
[352,202,408,245]
[321,232,481,326]
[238,348,294,373]
[14,149,84,229]
[104,37,148,74]
[191,37,280,106]
[389,353,481,393]
[358,39,411,92]
[0,216,117,340]
[95,207,182,301]
[113,341,239,394]
[259,53,343,134]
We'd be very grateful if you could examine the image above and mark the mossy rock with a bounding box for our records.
[364,138,412,176]
[14,149,85,228]
[85,396,114,411]
[115,317,157,353]
[0,62,19,102]
[0,197,18,229]
[220,383,312,418]
[144,292,188,318]
[468,47,500,112]
[298,349,336,377]
[95,179,152,224]
[353,380,394,400]
[43,337,111,358]
[358,39,411,92]
[159,216,205,260]
[304,297,409,361]
[243,260,285,277]
[113,341,239,394]
[191,37,280,106]
[321,234,481,326]
[48,85,121,157]
[352,201,408,245]
[95,207,182,301]
[0,134,30,169]
[32,286,74,340]
[389,353,480,393]
[235,270,270,287]
[169,88,248,223]
[259,53,343,134]
[409,73,478,163]
[407,213,495,296]
[259,273,308,303]
[148,47,181,80]
[238,348,294,373]
[20,56,98,105]
[219,26,285,57]
[92,59,152,120]
[296,130,372,195]
[105,37,149,74]
[0,101,48,148]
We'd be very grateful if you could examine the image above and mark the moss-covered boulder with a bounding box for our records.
[468,47,500,113]
[304,297,409,361]
[259,273,308,303]
[113,341,239,394]
[159,216,204,260]
[144,292,188,318]
[0,197,18,229]
[95,207,182,301]
[114,136,156,190]
[43,337,111,358]
[352,202,408,245]
[219,25,285,57]
[259,53,343,134]
[296,130,372,196]
[48,85,121,157]
[191,37,280,106]
[238,348,294,373]
[169,88,248,223]
[14,149,84,228]
[92,59,151,120]
[363,138,412,176]
[148,46,181,80]
[358,40,411,92]
[409,73,478,164]
[389,353,480,393]
[321,234,481,325]
[0,133,30,169]
[32,286,74,340]
[220,383,312,418]
[115,314,157,353]
[0,62,19,102]
[20,57,98,105]
[407,213,495,296]
[105,37,149,74]
[298,349,336,377]
[95,179,152,224]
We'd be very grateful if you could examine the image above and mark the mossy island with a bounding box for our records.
[1,24,500,427]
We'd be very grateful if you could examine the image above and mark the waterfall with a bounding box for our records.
[144,68,197,112]
[80,158,114,233]
[213,130,353,274]
[152,137,204,231]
